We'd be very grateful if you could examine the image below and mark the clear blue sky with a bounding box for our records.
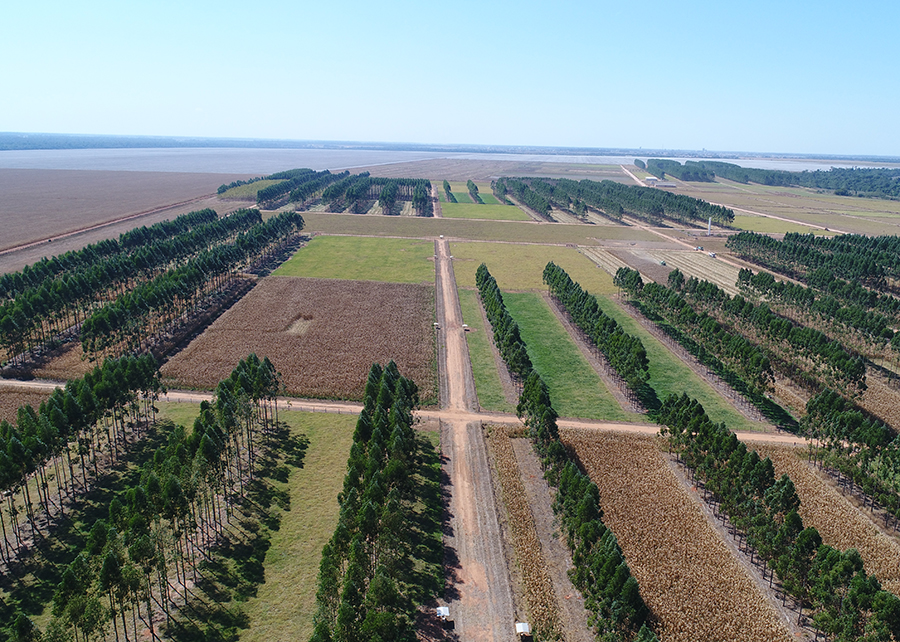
[3,0,897,156]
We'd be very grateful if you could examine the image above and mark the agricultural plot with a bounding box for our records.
[160,276,437,404]
[218,179,283,200]
[731,214,834,235]
[565,429,793,642]
[457,288,515,412]
[0,383,52,423]
[756,445,900,596]
[440,202,531,221]
[300,211,659,244]
[503,292,635,422]
[595,296,768,432]
[580,247,636,278]
[451,242,619,294]
[272,234,434,283]
[641,249,742,295]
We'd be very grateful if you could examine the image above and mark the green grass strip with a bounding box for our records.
[596,296,768,432]
[503,292,638,422]
[441,202,531,221]
[273,235,435,283]
[457,288,515,412]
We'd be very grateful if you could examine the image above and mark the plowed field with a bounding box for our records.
[161,276,436,403]
[564,429,792,642]
[757,445,900,595]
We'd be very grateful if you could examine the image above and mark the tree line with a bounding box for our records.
[544,262,649,397]
[311,361,441,642]
[477,264,657,641]
[466,180,483,204]
[1,209,266,367]
[646,159,715,182]
[660,393,900,640]
[442,180,456,203]
[475,264,533,380]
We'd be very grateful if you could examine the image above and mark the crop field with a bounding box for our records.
[641,249,742,295]
[272,234,435,283]
[0,383,53,423]
[219,179,283,200]
[731,214,834,235]
[160,276,437,403]
[300,211,659,244]
[579,247,639,278]
[451,241,619,293]
[565,429,792,642]
[440,202,532,221]
[504,292,636,422]
[756,445,900,595]
[595,296,768,432]
[0,168,244,252]
[457,288,515,412]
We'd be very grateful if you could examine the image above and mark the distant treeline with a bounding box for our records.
[646,159,900,198]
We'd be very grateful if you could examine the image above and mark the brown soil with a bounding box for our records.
[0,384,54,423]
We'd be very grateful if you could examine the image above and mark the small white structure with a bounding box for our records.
[436,606,450,621]
[657,181,677,187]
[516,622,532,636]
[644,176,659,185]
[708,252,717,258]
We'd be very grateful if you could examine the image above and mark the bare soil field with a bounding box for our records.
[0,168,249,253]
[160,276,437,403]
[564,429,792,642]
[756,444,900,596]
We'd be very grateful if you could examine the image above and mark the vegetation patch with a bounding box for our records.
[440,202,531,221]
[272,235,434,284]
[503,292,633,421]
[457,288,515,412]
[161,277,437,404]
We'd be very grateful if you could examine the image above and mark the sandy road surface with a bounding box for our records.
[620,165,647,187]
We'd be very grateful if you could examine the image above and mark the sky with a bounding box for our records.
[3,0,898,156]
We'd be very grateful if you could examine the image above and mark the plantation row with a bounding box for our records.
[727,231,900,295]
[441,180,456,203]
[475,263,533,379]
[80,211,304,358]
[1,208,267,366]
[466,179,483,204]
[34,354,283,642]
[543,262,649,393]
[493,176,735,227]
[737,268,898,350]
[0,355,162,568]
[615,267,866,395]
[477,264,657,640]
[255,168,336,204]
[646,159,900,199]
[311,362,441,642]
[660,393,900,641]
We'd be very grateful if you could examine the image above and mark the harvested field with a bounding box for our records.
[565,429,792,642]
[580,247,635,278]
[0,383,54,423]
[642,249,742,295]
[161,276,437,404]
[756,444,900,595]
[0,168,247,253]
[859,368,900,430]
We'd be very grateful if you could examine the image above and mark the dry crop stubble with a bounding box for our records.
[161,276,436,403]
[756,444,900,596]
[564,429,792,642]
[487,425,564,640]
[0,384,53,423]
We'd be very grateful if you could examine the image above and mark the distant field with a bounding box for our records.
[441,202,531,221]
[273,234,435,283]
[161,276,437,403]
[732,214,834,235]
[301,212,658,244]
[452,191,474,203]
[451,241,619,293]
[504,292,637,422]
[219,179,283,200]
[595,295,767,432]
[457,288,515,412]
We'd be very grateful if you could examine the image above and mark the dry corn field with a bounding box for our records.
[486,426,564,641]
[563,429,792,642]
[756,444,900,595]
[161,276,436,403]
[643,250,742,295]
[0,384,53,423]
[580,247,635,278]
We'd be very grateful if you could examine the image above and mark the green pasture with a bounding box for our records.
[240,411,356,642]
[301,212,658,245]
[479,193,502,205]
[457,288,515,412]
[219,179,284,200]
[451,242,619,294]
[441,202,531,221]
[503,292,638,422]
[595,296,768,432]
[273,235,435,283]
[452,191,474,204]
